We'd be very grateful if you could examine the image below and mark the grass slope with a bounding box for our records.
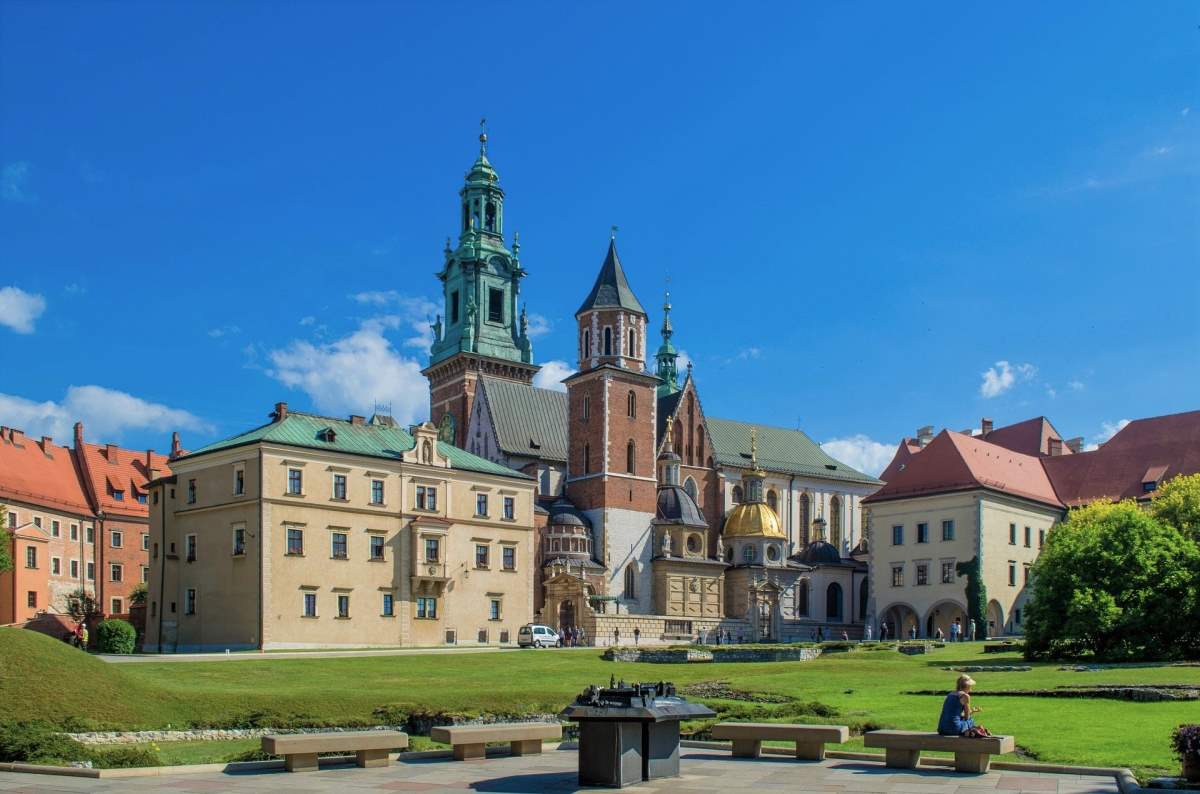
[1,629,1194,777]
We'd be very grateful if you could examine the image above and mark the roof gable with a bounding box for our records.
[0,431,92,515]
[983,416,1071,457]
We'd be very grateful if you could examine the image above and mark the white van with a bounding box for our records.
[517,624,560,648]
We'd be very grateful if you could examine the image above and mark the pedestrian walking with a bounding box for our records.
[864,624,873,642]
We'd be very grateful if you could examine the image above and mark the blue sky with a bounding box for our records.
[1,3,1196,475]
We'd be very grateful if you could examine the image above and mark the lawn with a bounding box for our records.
[1,629,1194,778]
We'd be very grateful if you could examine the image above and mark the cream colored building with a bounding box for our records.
[143,404,536,652]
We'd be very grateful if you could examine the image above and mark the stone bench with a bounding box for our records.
[262,730,409,772]
[864,730,1015,773]
[430,722,562,761]
[711,722,850,761]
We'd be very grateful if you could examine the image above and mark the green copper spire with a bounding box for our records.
[655,287,680,397]
[429,123,533,367]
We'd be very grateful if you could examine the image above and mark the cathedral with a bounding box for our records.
[423,131,881,644]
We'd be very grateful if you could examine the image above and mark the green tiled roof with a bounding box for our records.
[706,417,882,486]
[183,412,529,480]
[480,377,569,463]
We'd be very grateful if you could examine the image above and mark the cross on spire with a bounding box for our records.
[479,117,488,155]
[610,224,618,240]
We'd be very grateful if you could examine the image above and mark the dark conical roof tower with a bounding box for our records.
[576,233,647,317]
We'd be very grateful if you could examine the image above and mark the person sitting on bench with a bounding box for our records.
[938,674,991,737]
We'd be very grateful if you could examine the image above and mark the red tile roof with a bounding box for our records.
[0,429,92,515]
[77,441,170,518]
[1043,410,1200,506]
[865,429,1062,508]
[879,439,923,483]
[982,416,1072,457]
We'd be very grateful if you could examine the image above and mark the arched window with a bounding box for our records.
[859,578,869,620]
[732,485,743,504]
[697,430,704,467]
[583,443,591,474]
[627,390,636,418]
[767,490,778,513]
[830,496,843,548]
[629,328,636,357]
[603,327,612,356]
[826,582,843,621]
[484,201,496,232]
[582,394,590,421]
[624,563,636,599]
[583,329,591,361]
[800,493,811,546]
[626,440,636,474]
[797,580,809,616]
[683,477,698,500]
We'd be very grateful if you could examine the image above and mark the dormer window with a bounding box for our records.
[1142,465,1167,494]
[318,428,337,443]
[112,489,125,501]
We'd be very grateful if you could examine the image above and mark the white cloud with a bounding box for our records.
[1149,145,1173,157]
[1183,107,1191,117]
[1045,385,1057,399]
[347,291,438,350]
[1,162,34,203]
[207,324,241,338]
[525,313,552,338]
[0,286,47,334]
[265,318,429,424]
[822,434,894,477]
[1068,380,1085,391]
[677,349,694,374]
[350,290,402,306]
[1084,418,1131,451]
[979,360,1037,398]
[299,316,316,326]
[0,385,210,443]
[532,360,576,393]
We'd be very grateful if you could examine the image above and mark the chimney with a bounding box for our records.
[145,450,154,470]
[1066,437,1084,454]
[350,415,365,426]
[74,421,85,449]
[273,402,289,421]
[41,436,54,453]
[1048,438,1063,456]
[170,432,183,459]
[0,426,6,444]
[10,428,24,446]
[105,443,119,462]
[916,426,934,447]
[981,417,994,436]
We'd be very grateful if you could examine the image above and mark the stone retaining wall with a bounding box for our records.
[604,646,822,663]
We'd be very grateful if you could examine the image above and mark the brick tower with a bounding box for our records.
[565,231,660,612]
[423,125,538,448]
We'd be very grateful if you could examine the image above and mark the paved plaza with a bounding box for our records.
[0,747,1124,794]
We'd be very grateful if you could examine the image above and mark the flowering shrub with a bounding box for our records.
[1173,724,1200,761]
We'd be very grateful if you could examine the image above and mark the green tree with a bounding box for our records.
[129,582,148,606]
[94,619,137,654]
[63,589,101,624]
[0,506,13,574]
[1151,473,1200,542]
[1024,500,1200,661]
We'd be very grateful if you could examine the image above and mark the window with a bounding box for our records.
[1014,608,1022,625]
[185,534,196,562]
[416,485,429,510]
[476,493,489,516]
[629,327,637,357]
[51,520,60,537]
[503,496,514,520]
[891,565,904,587]
[6,512,15,529]
[288,468,303,495]
[425,538,440,562]
[110,563,123,582]
[488,287,504,323]
[141,533,150,551]
[1024,526,1032,547]
[450,290,460,324]
[627,390,636,418]
[33,516,42,528]
[141,566,149,583]
[87,562,95,581]
[942,520,955,541]
[582,393,590,421]
[1039,528,1046,548]
[732,485,743,504]
[1009,523,1017,545]
[796,580,809,615]
[475,543,490,568]
[111,598,123,614]
[371,479,384,505]
[941,561,955,583]
[70,559,79,578]
[370,535,385,560]
[916,563,928,586]
[331,532,348,559]
[417,596,437,619]
[917,523,929,543]
[603,327,612,356]
[1024,564,1031,584]
[303,592,317,617]
[286,527,304,555]
[137,493,147,504]
[624,564,637,598]
[490,599,502,621]
[25,546,37,569]
[187,479,196,504]
[152,542,159,559]
[743,545,756,563]
[70,523,78,541]
[337,594,350,618]
[1008,561,1017,586]
[332,474,347,500]
[185,588,197,615]
[684,477,698,500]
[767,490,778,513]
[892,525,904,545]
[86,525,94,543]
[382,593,394,616]
[502,546,515,570]
[583,443,591,474]
[111,530,123,548]
[626,440,636,474]
[51,557,61,575]
[112,490,125,501]
[27,591,37,609]
[234,468,245,495]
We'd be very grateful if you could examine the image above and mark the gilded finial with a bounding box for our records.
[664,417,674,448]
[750,427,759,470]
[479,117,488,155]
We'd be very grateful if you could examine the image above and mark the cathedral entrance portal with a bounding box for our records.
[757,599,773,641]
[559,599,576,631]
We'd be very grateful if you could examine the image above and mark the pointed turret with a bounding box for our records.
[655,288,680,397]
[576,234,647,317]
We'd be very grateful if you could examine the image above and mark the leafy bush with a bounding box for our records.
[95,619,137,654]
[1173,724,1200,762]
[91,746,160,768]
[129,582,149,606]
[0,721,90,765]
[1024,500,1200,661]
[1152,474,1200,543]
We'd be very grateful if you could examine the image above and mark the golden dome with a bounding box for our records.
[723,501,785,538]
